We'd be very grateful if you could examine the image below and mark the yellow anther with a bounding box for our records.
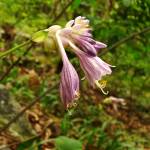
[81,76,86,81]
[74,91,80,100]
[73,102,77,107]
[95,80,109,95]
[99,80,107,88]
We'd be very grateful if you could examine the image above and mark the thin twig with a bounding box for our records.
[0,40,31,59]
[0,84,58,133]
[100,26,150,56]
[0,44,33,81]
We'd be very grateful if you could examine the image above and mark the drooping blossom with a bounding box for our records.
[59,60,80,108]
[56,30,80,108]
[69,41,112,94]
[46,16,113,108]
[59,16,107,56]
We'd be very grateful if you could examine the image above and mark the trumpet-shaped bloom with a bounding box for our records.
[69,41,112,94]
[46,16,113,108]
[60,16,107,56]
[60,59,79,108]
[56,30,80,108]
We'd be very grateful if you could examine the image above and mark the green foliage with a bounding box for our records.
[17,136,39,150]
[0,0,150,149]
[55,136,82,150]
[17,136,82,150]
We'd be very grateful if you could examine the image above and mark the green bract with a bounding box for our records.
[31,30,48,43]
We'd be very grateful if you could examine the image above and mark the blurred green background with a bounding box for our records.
[0,0,150,150]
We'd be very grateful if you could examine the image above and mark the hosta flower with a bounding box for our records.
[60,16,107,56]
[69,41,112,94]
[56,30,80,108]
[46,16,113,108]
[60,60,80,108]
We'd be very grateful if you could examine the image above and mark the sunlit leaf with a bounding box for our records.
[55,136,82,150]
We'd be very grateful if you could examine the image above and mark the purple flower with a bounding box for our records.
[60,60,80,108]
[56,30,80,108]
[69,41,112,94]
[45,16,113,107]
[63,16,107,56]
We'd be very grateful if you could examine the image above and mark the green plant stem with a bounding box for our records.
[0,43,33,81]
[0,40,31,59]
[100,26,150,56]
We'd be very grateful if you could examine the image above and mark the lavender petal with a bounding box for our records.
[60,60,79,108]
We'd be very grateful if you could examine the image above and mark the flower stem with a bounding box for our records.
[0,40,31,59]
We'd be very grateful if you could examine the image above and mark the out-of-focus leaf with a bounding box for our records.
[72,0,81,9]
[122,0,132,7]
[55,136,82,150]
[16,136,38,150]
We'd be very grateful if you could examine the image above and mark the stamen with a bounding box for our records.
[67,103,73,109]
[112,66,116,68]
[73,102,77,107]
[81,76,86,80]
[74,91,80,100]
[99,80,107,89]
[66,101,78,115]
[99,86,109,95]
[71,20,75,27]
[66,108,73,116]
[67,102,78,110]
[95,80,109,95]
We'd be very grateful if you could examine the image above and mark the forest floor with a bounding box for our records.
[0,95,150,150]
